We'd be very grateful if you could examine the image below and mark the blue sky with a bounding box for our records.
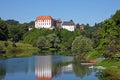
[0,0,120,25]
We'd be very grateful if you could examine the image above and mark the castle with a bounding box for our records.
[35,16,84,31]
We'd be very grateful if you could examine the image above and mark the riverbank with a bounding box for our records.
[97,59,120,80]
[86,50,120,80]
[0,41,39,59]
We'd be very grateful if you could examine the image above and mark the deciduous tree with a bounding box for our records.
[72,36,93,58]
[0,20,8,40]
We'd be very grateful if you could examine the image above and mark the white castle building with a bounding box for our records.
[62,20,75,31]
[35,16,54,29]
[35,16,75,31]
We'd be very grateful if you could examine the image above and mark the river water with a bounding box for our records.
[0,55,100,80]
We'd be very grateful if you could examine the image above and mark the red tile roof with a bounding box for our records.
[36,16,52,21]
[38,77,52,80]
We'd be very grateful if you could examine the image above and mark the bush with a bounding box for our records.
[8,48,23,54]
[72,36,93,58]
[0,45,3,51]
[6,46,24,58]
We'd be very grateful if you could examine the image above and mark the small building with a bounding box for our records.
[54,19,62,29]
[28,26,33,31]
[35,16,54,29]
[80,24,85,30]
[62,20,75,31]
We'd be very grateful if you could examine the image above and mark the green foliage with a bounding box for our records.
[97,59,120,80]
[7,47,23,54]
[96,69,120,80]
[112,10,120,25]
[23,28,53,46]
[5,19,19,25]
[97,19,120,58]
[0,41,39,59]
[86,50,101,60]
[0,20,9,40]
[23,21,35,26]
[46,33,60,48]
[4,41,9,47]
[5,42,39,58]
[72,36,93,58]
[4,19,34,42]
[91,23,103,48]
[37,36,47,50]
[81,24,94,39]
[36,33,60,51]
[8,24,28,42]
[0,45,4,51]
[23,29,80,51]
[59,29,80,51]
[59,51,72,56]
[0,44,5,54]
[87,10,120,60]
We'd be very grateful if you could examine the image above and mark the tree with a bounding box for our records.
[5,19,19,25]
[8,24,28,42]
[98,19,120,58]
[37,36,47,50]
[46,34,60,48]
[76,23,80,29]
[24,21,35,26]
[80,24,94,39]
[112,10,120,25]
[72,36,93,58]
[59,29,77,51]
[92,22,103,48]
[23,28,53,46]
[0,45,4,51]
[0,20,9,40]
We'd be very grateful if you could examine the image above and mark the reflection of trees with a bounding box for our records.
[72,60,92,78]
[0,61,6,80]
[52,62,73,78]
[52,62,62,77]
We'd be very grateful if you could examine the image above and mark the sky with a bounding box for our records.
[0,0,120,26]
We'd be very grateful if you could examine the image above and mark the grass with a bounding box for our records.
[86,49,102,61]
[0,41,39,59]
[98,59,120,80]
[85,49,120,79]
[98,59,120,73]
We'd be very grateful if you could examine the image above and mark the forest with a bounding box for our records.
[0,10,120,60]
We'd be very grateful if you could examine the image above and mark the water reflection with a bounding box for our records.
[0,56,100,80]
[0,57,36,80]
[62,64,73,73]
[35,56,73,80]
[35,56,52,80]
[73,60,94,79]
[35,56,98,80]
[0,60,6,80]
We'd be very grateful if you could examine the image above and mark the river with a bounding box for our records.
[0,55,100,80]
